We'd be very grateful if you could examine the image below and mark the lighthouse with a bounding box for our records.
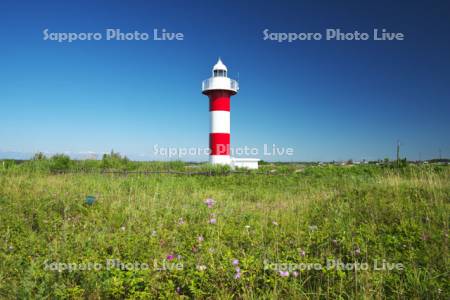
[202,58,259,169]
[202,58,238,165]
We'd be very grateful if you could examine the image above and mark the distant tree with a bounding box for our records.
[101,150,129,169]
[50,154,72,171]
[33,152,47,160]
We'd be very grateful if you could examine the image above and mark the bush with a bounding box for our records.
[49,154,72,172]
[101,150,130,170]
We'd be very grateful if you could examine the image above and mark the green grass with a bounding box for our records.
[0,164,448,299]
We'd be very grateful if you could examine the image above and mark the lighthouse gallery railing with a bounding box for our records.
[202,78,239,92]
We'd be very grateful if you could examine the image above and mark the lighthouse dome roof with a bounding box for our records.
[212,58,227,71]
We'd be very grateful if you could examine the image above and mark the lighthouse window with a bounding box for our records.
[214,70,226,77]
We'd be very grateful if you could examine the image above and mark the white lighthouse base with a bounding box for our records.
[210,155,231,165]
[231,157,260,170]
[210,156,260,170]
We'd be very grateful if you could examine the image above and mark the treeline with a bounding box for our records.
[0,151,189,173]
[0,151,448,176]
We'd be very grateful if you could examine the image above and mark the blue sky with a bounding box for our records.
[1,0,449,161]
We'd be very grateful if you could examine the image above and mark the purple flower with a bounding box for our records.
[176,287,181,294]
[279,271,289,277]
[197,235,204,243]
[235,267,241,273]
[209,218,217,224]
[204,198,215,208]
[234,272,241,279]
[166,254,175,261]
[232,259,239,266]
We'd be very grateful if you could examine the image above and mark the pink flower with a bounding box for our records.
[166,254,175,261]
[209,218,217,224]
[279,271,289,277]
[232,259,239,266]
[204,198,215,208]
[234,272,241,279]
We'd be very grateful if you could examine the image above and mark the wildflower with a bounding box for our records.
[151,230,157,236]
[279,271,289,277]
[120,226,126,231]
[272,221,279,226]
[177,254,182,259]
[355,247,361,256]
[234,267,242,279]
[309,225,318,231]
[292,271,299,277]
[197,265,207,271]
[178,218,185,225]
[232,259,239,266]
[176,287,181,294]
[299,249,306,257]
[166,254,175,261]
[204,198,215,208]
[209,218,217,224]
[197,235,204,243]
[245,225,250,229]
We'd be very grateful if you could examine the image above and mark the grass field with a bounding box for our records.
[0,162,448,299]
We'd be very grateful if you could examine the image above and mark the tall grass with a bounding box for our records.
[0,164,448,299]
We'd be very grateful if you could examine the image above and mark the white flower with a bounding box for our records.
[196,265,207,271]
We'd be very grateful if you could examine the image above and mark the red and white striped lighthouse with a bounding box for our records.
[202,58,239,165]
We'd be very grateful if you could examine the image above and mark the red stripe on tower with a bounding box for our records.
[209,133,230,155]
[209,90,231,111]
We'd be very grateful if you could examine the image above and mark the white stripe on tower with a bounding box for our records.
[210,111,230,133]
